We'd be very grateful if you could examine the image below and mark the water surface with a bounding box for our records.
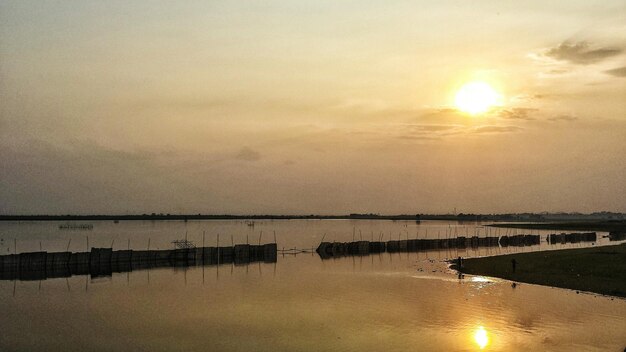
[1,220,624,351]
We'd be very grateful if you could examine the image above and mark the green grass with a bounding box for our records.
[452,243,626,298]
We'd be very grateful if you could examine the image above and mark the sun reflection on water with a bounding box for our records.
[474,326,489,349]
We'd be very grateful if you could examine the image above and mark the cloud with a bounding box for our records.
[398,122,523,140]
[409,124,460,132]
[498,108,538,120]
[472,125,522,134]
[234,147,261,162]
[397,134,442,141]
[605,66,626,77]
[400,123,464,140]
[548,115,578,122]
[545,41,622,65]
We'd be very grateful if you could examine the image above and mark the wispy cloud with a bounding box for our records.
[605,66,626,77]
[498,108,538,121]
[472,125,523,134]
[545,41,622,65]
[548,115,578,122]
[234,147,261,162]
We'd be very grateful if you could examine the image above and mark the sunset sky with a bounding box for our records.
[1,1,625,214]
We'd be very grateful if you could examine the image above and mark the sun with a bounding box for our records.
[455,81,500,115]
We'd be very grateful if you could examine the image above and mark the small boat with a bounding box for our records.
[58,223,93,230]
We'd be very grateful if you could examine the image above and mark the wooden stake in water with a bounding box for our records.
[147,238,151,251]
[259,231,263,245]
[66,238,72,252]
[128,238,130,250]
[273,230,277,244]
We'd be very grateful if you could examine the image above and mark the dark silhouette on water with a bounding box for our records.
[316,232,597,259]
[0,243,277,281]
[511,258,517,273]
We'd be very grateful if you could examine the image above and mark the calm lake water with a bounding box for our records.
[0,220,624,351]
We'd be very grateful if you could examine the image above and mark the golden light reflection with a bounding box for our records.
[455,81,500,115]
[474,326,490,349]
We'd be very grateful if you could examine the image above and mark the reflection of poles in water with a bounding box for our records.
[66,277,70,292]
[437,230,441,260]
[202,231,205,255]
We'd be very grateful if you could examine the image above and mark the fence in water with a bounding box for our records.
[316,232,597,259]
[0,243,277,281]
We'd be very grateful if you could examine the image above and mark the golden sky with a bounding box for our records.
[1,1,625,214]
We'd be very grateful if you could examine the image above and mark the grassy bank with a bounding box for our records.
[489,220,626,232]
[452,243,626,298]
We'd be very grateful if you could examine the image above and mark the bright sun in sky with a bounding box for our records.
[455,81,500,115]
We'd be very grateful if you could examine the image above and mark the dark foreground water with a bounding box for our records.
[0,220,624,351]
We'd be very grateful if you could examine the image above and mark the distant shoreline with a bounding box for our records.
[0,213,624,223]
[0,214,473,221]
